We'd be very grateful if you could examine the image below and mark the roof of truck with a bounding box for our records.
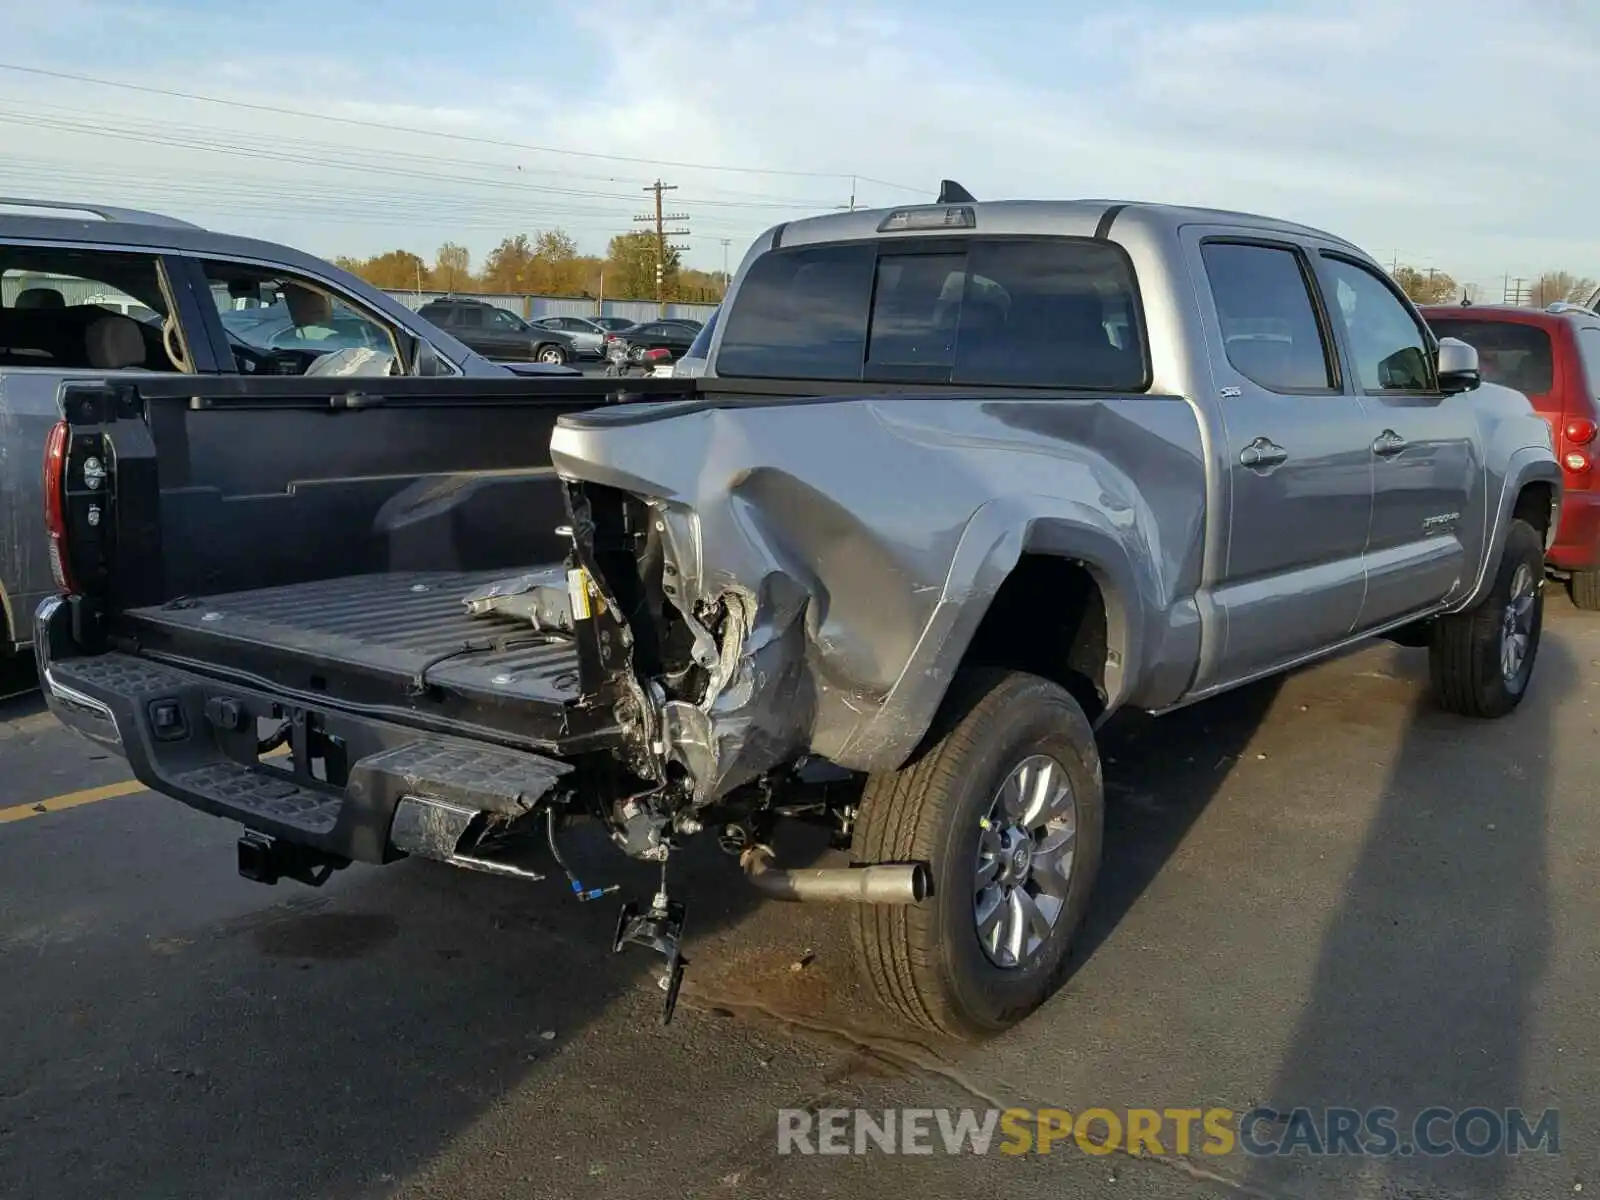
[1422,303,1600,325]
[0,198,372,292]
[767,198,1367,256]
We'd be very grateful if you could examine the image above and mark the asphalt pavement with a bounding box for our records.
[3,599,1600,1199]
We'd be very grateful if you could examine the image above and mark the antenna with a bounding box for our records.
[936,180,976,204]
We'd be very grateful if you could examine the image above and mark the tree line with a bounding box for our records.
[1391,265,1597,308]
[335,231,1597,314]
[334,230,728,303]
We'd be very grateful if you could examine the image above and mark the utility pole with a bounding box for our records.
[635,179,691,317]
[719,239,732,296]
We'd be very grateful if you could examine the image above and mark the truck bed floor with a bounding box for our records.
[119,570,583,715]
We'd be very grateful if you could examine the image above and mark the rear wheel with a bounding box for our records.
[1429,518,1544,718]
[848,669,1103,1040]
[536,343,568,366]
[1569,569,1600,611]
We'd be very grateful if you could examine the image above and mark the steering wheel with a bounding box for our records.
[231,341,272,373]
[219,330,274,374]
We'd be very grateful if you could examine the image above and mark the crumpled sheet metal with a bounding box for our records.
[552,394,1207,803]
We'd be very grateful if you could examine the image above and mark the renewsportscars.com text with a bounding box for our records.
[777,1106,1560,1159]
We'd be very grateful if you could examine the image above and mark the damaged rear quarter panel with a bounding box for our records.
[551,392,1206,795]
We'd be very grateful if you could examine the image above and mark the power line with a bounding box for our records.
[6,95,856,209]
[0,109,830,214]
[0,61,925,193]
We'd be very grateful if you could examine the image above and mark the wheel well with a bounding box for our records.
[1513,481,1555,545]
[963,554,1109,722]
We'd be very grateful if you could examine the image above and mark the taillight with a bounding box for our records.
[42,419,75,593]
[642,348,672,362]
[1565,451,1592,473]
[1566,418,1597,445]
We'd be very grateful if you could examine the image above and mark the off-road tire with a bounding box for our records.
[848,669,1104,1040]
[1570,569,1600,611]
[1429,518,1544,718]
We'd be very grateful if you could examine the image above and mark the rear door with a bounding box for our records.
[482,306,535,360]
[1314,255,1480,627]
[1185,232,1375,687]
[0,245,212,639]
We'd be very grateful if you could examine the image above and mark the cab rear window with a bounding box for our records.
[1428,318,1554,395]
[716,237,1147,390]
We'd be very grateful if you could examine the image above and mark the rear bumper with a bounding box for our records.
[34,597,574,866]
[1548,488,1600,571]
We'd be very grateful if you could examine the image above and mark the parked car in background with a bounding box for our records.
[0,196,560,662]
[588,315,637,333]
[657,307,719,378]
[661,317,704,333]
[528,314,606,358]
[416,297,578,365]
[1424,301,1600,607]
[602,320,697,372]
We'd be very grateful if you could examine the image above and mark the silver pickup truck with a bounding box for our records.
[36,191,1561,1041]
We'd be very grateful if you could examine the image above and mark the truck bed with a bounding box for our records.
[115,569,602,750]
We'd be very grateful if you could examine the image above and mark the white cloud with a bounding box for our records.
[1,0,1598,288]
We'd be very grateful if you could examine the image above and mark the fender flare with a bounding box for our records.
[829,496,1156,770]
[1449,450,1563,613]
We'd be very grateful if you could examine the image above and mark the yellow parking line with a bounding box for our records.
[0,780,146,824]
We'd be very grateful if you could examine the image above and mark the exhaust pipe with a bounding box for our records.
[740,845,931,905]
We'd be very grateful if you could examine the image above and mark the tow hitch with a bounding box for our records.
[237,831,348,887]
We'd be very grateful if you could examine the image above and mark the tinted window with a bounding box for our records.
[719,243,875,379]
[1579,329,1600,398]
[1200,243,1333,392]
[955,240,1143,389]
[867,252,963,372]
[1319,257,1433,391]
[684,306,719,360]
[0,252,183,370]
[201,261,398,376]
[1427,318,1553,395]
[486,308,525,331]
[717,238,1145,389]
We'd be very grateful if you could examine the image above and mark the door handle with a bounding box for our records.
[1239,436,1288,469]
[1372,430,1409,458]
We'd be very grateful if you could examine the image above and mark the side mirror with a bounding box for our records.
[1436,336,1480,395]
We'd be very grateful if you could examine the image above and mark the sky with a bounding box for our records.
[2,0,1598,293]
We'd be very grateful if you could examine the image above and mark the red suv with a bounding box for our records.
[1423,302,1600,607]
